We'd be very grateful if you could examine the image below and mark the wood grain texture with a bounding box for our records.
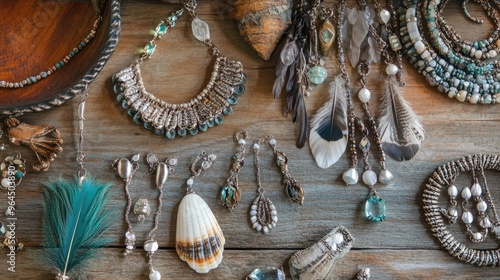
[2,0,500,279]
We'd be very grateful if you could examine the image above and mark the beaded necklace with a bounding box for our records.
[395,0,500,104]
[0,2,103,89]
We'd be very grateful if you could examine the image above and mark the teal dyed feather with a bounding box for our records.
[43,177,112,277]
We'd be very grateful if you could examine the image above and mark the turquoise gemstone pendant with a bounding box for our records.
[307,66,327,85]
[365,195,386,222]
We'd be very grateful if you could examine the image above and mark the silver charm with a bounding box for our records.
[134,198,151,222]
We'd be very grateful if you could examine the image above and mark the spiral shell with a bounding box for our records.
[176,193,225,273]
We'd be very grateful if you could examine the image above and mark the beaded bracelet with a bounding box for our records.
[423,154,500,266]
[0,6,103,89]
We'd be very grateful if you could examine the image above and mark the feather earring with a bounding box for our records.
[42,177,112,280]
[309,75,348,168]
[378,74,424,161]
[41,91,113,280]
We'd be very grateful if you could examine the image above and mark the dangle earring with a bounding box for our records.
[268,136,304,205]
[250,139,278,235]
[113,154,140,255]
[145,154,177,280]
[175,152,225,273]
[220,130,247,211]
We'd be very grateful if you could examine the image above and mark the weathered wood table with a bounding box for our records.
[4,0,500,279]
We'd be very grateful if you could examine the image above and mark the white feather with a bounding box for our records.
[309,75,348,168]
[378,75,424,161]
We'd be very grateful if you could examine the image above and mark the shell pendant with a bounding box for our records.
[176,193,225,273]
[250,192,277,234]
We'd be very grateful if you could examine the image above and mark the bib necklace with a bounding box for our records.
[112,0,247,139]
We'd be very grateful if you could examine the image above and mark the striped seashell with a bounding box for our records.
[176,193,225,273]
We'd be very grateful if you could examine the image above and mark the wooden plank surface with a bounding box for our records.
[3,0,500,279]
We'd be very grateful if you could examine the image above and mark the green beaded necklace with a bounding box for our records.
[395,0,500,104]
[0,2,103,89]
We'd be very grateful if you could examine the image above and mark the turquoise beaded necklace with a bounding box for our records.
[112,0,246,139]
[0,4,103,89]
[395,0,500,104]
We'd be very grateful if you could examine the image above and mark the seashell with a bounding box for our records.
[228,0,293,61]
[284,179,304,205]
[289,225,355,280]
[246,267,286,280]
[176,193,225,273]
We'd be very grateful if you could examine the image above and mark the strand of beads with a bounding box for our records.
[395,0,500,104]
[0,15,102,89]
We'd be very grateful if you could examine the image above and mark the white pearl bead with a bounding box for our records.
[362,170,377,186]
[474,50,483,59]
[358,88,371,103]
[125,232,136,241]
[1,178,11,189]
[386,64,398,75]
[469,93,480,104]
[471,183,482,197]
[144,240,159,252]
[378,169,394,185]
[269,139,277,146]
[238,139,246,145]
[447,185,458,197]
[379,9,391,24]
[342,168,359,185]
[461,211,473,224]
[253,143,260,150]
[477,200,488,212]
[263,226,269,234]
[126,245,134,250]
[461,187,471,200]
[480,217,492,228]
[186,178,194,186]
[488,50,497,58]
[149,270,161,280]
[473,232,483,241]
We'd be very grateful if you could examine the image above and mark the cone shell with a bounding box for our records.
[228,0,292,60]
[176,193,225,273]
[289,226,354,280]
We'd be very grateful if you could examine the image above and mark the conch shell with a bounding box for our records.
[289,225,354,280]
[228,0,293,60]
[176,193,225,273]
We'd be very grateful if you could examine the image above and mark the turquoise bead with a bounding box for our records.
[155,23,167,36]
[133,113,141,124]
[233,85,245,96]
[307,66,327,85]
[15,171,23,179]
[177,128,187,137]
[144,42,156,56]
[207,120,215,128]
[189,128,198,136]
[227,96,238,105]
[214,115,224,125]
[223,107,233,115]
[199,123,208,132]
[365,195,386,222]
[166,129,176,139]
[41,72,47,78]
[154,128,164,135]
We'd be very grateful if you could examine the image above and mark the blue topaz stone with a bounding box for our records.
[214,115,224,125]
[227,96,238,105]
[177,128,187,137]
[189,128,198,136]
[121,100,129,109]
[223,107,233,115]
[199,123,208,132]
[233,85,245,96]
[154,128,164,136]
[144,122,152,130]
[365,195,386,222]
[207,120,215,128]
[307,66,327,85]
[133,113,141,124]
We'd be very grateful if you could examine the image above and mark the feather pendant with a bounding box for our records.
[42,176,112,279]
[378,76,424,161]
[309,75,348,168]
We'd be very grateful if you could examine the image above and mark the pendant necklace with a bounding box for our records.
[175,151,225,273]
[273,0,335,148]
[112,0,246,139]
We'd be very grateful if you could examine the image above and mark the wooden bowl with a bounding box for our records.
[0,0,121,115]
